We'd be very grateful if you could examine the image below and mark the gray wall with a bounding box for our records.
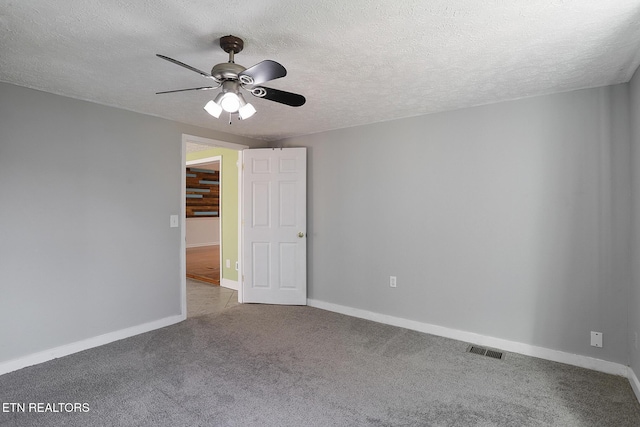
[630,70,640,373]
[0,82,260,363]
[1,79,636,369]
[279,85,632,364]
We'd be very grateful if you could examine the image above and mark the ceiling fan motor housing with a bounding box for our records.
[211,62,246,81]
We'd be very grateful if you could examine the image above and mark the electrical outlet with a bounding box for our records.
[591,331,603,348]
[390,276,397,288]
[225,259,230,269]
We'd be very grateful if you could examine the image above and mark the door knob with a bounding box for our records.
[298,232,305,238]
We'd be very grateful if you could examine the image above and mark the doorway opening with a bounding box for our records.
[185,160,221,286]
[180,134,248,318]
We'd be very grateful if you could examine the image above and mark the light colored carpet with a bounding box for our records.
[1,304,639,426]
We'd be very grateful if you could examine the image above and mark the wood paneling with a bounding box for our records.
[186,167,219,218]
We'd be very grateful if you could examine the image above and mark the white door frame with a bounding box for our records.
[180,134,248,317]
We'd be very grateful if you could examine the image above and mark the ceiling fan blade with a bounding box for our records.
[252,86,306,107]
[252,86,307,107]
[156,86,217,95]
[156,54,218,80]
[239,60,287,86]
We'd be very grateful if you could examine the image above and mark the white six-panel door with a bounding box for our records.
[242,148,306,305]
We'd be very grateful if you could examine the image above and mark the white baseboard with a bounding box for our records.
[307,299,628,377]
[221,278,239,291]
[186,241,219,248]
[0,314,185,376]
[4,298,637,403]
[629,367,640,403]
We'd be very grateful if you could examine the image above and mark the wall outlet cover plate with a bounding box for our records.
[591,331,603,348]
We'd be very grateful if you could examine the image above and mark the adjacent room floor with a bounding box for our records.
[186,277,238,318]
[186,245,220,285]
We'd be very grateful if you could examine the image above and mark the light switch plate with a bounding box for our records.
[170,215,179,228]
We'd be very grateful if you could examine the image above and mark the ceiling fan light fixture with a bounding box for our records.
[204,99,222,118]
[206,89,254,120]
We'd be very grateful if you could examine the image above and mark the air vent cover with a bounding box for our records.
[466,345,504,360]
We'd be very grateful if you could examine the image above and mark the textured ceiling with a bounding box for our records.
[2,1,640,141]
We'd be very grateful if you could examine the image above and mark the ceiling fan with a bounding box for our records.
[156,35,306,122]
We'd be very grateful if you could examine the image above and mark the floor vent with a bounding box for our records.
[466,345,504,360]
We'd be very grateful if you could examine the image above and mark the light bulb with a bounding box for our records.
[203,100,222,118]
[220,93,240,113]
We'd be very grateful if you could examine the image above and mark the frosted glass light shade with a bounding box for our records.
[204,100,222,118]
[220,93,240,112]
[239,102,256,119]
